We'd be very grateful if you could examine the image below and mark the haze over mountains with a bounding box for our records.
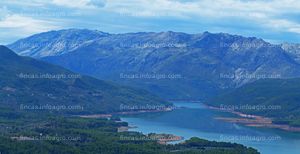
[8,29,300,100]
[0,45,167,114]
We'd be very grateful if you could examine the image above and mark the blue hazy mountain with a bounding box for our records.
[8,29,300,100]
[0,45,168,114]
[8,29,110,58]
[281,43,300,63]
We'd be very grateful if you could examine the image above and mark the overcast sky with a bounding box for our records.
[0,0,300,44]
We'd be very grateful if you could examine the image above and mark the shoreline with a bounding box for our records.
[77,108,183,144]
[78,108,174,119]
[204,104,300,132]
[78,103,300,133]
[117,123,184,144]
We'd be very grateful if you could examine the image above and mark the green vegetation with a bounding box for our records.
[207,78,300,127]
[0,46,259,153]
[0,45,170,114]
[0,110,259,154]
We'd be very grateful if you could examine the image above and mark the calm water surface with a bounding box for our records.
[121,102,300,154]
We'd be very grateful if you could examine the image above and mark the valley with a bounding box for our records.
[0,45,259,153]
[1,0,300,153]
[2,29,300,154]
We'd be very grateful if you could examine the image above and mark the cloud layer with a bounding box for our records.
[0,0,299,44]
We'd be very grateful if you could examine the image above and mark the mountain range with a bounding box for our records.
[8,29,300,100]
[0,35,259,154]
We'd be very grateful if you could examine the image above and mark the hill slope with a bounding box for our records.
[0,45,168,114]
[207,78,300,126]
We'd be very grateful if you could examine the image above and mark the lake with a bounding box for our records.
[121,102,300,154]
